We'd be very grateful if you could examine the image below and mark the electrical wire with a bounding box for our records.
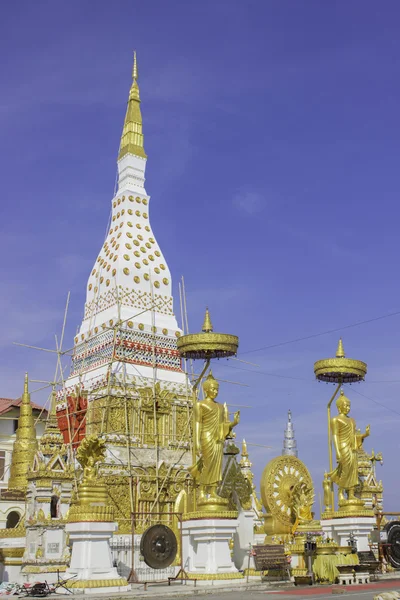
[222,360,400,420]
[343,384,400,419]
[239,309,400,355]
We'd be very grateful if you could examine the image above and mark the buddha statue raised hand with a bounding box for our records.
[188,371,240,511]
[330,390,370,508]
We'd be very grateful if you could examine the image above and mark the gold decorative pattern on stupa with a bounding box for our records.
[118,51,147,160]
[8,373,38,492]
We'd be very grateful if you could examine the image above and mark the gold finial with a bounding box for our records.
[202,308,213,333]
[132,50,138,81]
[242,439,249,458]
[118,52,147,160]
[336,338,345,358]
[23,372,29,399]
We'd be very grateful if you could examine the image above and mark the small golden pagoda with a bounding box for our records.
[8,373,37,492]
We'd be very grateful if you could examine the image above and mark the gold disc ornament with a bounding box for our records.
[260,455,313,531]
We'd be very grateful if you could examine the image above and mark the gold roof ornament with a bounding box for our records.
[8,373,38,492]
[118,50,147,160]
[314,338,367,383]
[177,308,238,360]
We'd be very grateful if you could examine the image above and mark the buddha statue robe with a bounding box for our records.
[331,413,363,490]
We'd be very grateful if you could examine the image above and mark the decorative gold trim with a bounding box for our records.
[0,548,25,558]
[321,509,374,520]
[0,525,26,538]
[292,568,307,576]
[186,572,243,580]
[22,566,67,574]
[66,578,128,589]
[243,569,267,576]
[182,511,238,521]
[68,504,114,523]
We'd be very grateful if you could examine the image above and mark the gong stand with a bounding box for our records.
[375,511,400,571]
[129,511,188,585]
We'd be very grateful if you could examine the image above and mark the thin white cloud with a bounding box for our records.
[233,191,264,215]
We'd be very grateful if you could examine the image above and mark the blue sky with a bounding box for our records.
[1,1,400,512]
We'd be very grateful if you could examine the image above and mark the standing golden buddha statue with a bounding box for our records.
[188,372,240,512]
[330,390,370,509]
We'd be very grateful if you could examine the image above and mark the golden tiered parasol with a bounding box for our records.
[177,308,238,388]
[314,339,367,511]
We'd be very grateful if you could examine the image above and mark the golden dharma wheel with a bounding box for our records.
[313,338,367,383]
[260,455,313,530]
[177,308,238,360]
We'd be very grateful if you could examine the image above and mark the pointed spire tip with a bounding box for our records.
[202,307,213,333]
[132,50,138,81]
[336,338,345,358]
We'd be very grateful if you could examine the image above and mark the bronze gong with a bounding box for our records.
[140,524,177,569]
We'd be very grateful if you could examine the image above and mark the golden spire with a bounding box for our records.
[45,390,58,431]
[240,438,252,469]
[336,338,345,358]
[202,308,213,333]
[132,49,138,80]
[118,51,147,160]
[8,373,38,492]
[39,389,64,456]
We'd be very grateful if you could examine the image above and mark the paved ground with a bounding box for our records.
[125,580,400,600]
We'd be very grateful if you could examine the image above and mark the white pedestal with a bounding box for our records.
[321,516,376,552]
[182,518,241,580]
[233,509,256,571]
[0,536,25,583]
[63,522,130,594]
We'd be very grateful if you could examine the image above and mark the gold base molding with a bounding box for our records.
[0,548,25,559]
[321,509,374,520]
[0,525,26,539]
[22,566,67,574]
[68,504,115,523]
[292,568,307,576]
[66,578,128,589]
[182,511,238,521]
[186,572,243,580]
